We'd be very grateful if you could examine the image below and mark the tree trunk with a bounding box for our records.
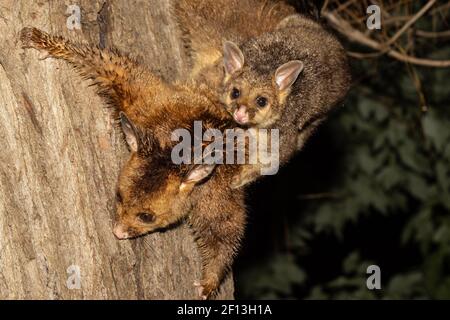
[0,0,234,299]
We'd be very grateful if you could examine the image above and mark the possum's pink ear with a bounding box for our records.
[223,41,244,75]
[180,164,216,192]
[120,112,139,152]
[275,60,304,91]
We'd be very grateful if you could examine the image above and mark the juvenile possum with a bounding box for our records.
[220,15,351,187]
[20,27,244,299]
[175,2,351,188]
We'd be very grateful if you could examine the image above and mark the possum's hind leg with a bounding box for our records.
[191,206,245,299]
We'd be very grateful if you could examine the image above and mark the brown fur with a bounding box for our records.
[20,27,245,299]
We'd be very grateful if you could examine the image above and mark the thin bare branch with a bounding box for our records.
[416,29,450,38]
[323,10,450,67]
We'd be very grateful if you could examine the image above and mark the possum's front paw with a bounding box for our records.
[194,275,219,300]
[231,166,260,189]
[230,175,245,189]
[231,173,256,189]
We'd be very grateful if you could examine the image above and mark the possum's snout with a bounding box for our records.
[113,223,130,239]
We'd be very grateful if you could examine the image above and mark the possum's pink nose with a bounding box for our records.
[113,223,129,239]
[233,105,249,124]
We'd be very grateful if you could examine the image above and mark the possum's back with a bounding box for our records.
[174,0,295,71]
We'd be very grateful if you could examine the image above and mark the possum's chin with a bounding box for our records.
[233,117,249,126]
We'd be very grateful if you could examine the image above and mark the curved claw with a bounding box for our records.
[193,280,209,300]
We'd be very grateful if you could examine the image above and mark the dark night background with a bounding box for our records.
[234,0,450,299]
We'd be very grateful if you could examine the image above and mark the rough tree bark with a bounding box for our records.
[0,0,234,299]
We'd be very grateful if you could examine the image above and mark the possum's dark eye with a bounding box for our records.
[256,96,268,108]
[137,212,155,223]
[230,87,240,99]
